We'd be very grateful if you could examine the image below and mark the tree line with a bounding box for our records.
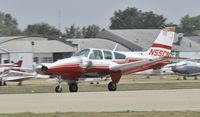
[1,7,200,38]
[0,11,100,39]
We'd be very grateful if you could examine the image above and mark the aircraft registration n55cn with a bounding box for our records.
[40,27,176,93]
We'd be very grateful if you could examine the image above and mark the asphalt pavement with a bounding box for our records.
[0,89,200,113]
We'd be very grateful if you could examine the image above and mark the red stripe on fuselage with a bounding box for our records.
[48,64,83,74]
[48,63,110,76]
[152,43,172,50]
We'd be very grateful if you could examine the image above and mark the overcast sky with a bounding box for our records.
[0,0,200,31]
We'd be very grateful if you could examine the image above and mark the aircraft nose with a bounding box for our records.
[171,66,178,72]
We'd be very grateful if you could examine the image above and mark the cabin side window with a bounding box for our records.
[103,50,113,60]
[114,52,126,59]
[73,49,90,58]
[89,50,103,60]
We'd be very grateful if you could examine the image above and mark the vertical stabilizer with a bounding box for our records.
[147,27,175,57]
[13,60,23,67]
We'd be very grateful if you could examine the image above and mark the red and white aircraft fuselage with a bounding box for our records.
[41,27,176,92]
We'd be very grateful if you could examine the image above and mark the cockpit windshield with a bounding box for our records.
[72,49,90,57]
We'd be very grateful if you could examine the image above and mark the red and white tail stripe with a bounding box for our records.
[147,27,175,57]
[13,60,23,67]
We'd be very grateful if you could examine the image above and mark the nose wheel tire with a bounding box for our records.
[69,83,78,92]
[108,82,117,91]
[55,85,63,93]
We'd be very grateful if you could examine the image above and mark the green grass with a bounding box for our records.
[0,111,200,117]
[0,75,200,94]
[1,81,200,94]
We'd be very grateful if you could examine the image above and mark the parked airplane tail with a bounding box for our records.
[13,60,23,67]
[147,27,176,57]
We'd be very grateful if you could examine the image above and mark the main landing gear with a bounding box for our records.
[55,83,78,93]
[69,83,78,92]
[55,81,116,92]
[108,81,117,91]
[54,77,79,93]
[54,77,117,93]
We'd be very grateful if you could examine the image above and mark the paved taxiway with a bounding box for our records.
[0,89,200,113]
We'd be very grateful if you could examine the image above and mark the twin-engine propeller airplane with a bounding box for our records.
[40,27,176,93]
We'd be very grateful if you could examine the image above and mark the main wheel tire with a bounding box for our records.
[69,83,78,92]
[108,82,117,91]
[55,85,62,93]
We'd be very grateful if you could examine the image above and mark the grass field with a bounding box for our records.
[0,111,200,117]
[0,75,200,94]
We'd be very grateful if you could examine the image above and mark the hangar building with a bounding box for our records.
[67,38,129,51]
[96,29,200,59]
[0,36,76,67]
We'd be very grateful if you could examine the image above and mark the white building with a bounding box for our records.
[0,36,77,68]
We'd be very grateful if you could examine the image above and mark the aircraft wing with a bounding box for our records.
[0,64,13,67]
[1,70,37,81]
[109,57,179,74]
[4,76,36,81]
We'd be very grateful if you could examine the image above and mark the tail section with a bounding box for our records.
[13,60,23,67]
[147,27,176,57]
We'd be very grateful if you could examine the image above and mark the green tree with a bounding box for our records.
[109,7,166,29]
[178,15,200,36]
[83,25,100,38]
[65,24,82,38]
[140,11,166,29]
[24,23,60,39]
[0,11,21,36]
[65,24,100,38]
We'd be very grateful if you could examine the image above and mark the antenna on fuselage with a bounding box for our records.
[113,43,118,51]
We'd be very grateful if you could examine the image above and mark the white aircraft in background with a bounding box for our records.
[0,60,23,85]
[39,27,177,93]
[135,63,174,79]
[0,60,48,86]
[171,60,200,80]
[0,60,23,69]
